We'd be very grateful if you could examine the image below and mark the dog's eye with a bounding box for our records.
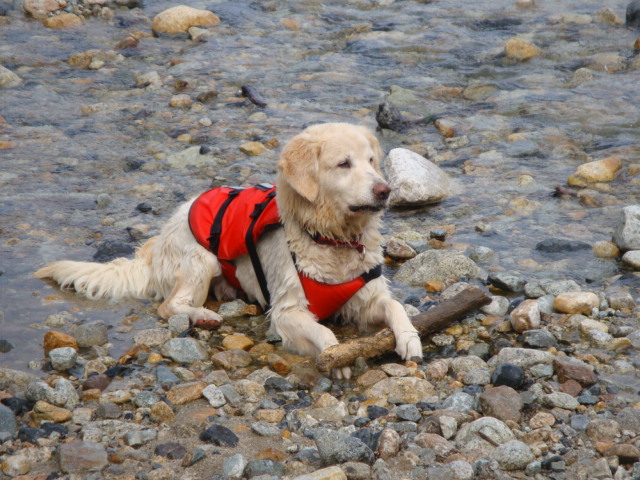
[337,159,351,168]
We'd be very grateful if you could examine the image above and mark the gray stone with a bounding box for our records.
[251,421,281,436]
[134,391,160,408]
[487,272,525,293]
[223,453,246,478]
[613,205,640,251]
[0,65,22,88]
[522,329,558,348]
[491,440,535,471]
[0,404,17,435]
[450,356,489,375]
[168,313,191,334]
[73,320,108,347]
[524,279,581,298]
[536,295,555,315]
[384,148,451,207]
[156,365,180,385]
[133,328,173,347]
[167,146,214,168]
[529,364,554,378]
[49,347,78,371]
[386,85,419,107]
[454,417,514,454]
[622,250,640,269]
[124,428,157,447]
[314,429,375,466]
[617,407,640,433]
[463,368,491,386]
[202,384,227,408]
[488,347,554,369]
[393,404,421,422]
[95,402,122,419]
[606,290,636,311]
[25,378,79,409]
[218,384,242,405]
[468,246,496,264]
[218,299,250,318]
[161,338,209,364]
[341,462,372,480]
[394,250,480,286]
[542,392,580,410]
[244,459,285,478]
[442,392,476,412]
[570,415,590,431]
[480,295,510,316]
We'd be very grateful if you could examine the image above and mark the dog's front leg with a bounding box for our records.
[270,308,352,379]
[367,295,423,362]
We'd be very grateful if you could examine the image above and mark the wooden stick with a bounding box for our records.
[315,287,492,372]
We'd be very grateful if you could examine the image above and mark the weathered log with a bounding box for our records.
[315,287,492,372]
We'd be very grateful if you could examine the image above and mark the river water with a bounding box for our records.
[1,0,639,374]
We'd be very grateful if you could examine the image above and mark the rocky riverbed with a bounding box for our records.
[2,0,640,478]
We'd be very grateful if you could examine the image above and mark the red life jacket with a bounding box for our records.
[188,184,382,321]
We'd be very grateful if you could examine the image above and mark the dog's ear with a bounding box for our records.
[278,133,321,202]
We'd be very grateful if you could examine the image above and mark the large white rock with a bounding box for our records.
[384,148,451,207]
[613,205,640,251]
[394,250,480,286]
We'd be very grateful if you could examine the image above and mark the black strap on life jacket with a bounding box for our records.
[207,188,241,255]
[246,189,278,307]
[360,263,383,282]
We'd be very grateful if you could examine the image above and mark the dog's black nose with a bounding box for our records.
[373,182,391,201]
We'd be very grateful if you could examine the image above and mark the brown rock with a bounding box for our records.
[434,119,456,138]
[82,374,111,391]
[281,18,300,31]
[254,408,285,423]
[32,400,72,424]
[255,448,287,462]
[386,237,417,261]
[553,357,597,386]
[560,379,583,397]
[222,334,254,351]
[152,6,220,35]
[505,37,540,61]
[43,13,82,29]
[356,369,388,388]
[150,401,175,424]
[249,342,275,358]
[586,419,621,441]
[592,241,621,259]
[166,381,206,405]
[567,157,622,186]
[211,349,252,369]
[529,412,555,429]
[376,429,401,460]
[169,94,192,108]
[58,440,108,474]
[605,444,640,463]
[478,386,523,423]
[414,433,455,458]
[267,353,291,374]
[553,292,599,315]
[44,331,78,354]
[24,0,66,19]
[239,141,267,156]
[509,299,540,332]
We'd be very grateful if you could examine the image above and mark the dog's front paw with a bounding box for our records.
[331,366,353,380]
[191,308,223,330]
[395,330,423,362]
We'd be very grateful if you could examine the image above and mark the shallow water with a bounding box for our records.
[1,0,639,374]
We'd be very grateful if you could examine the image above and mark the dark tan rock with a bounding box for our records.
[553,357,597,386]
[478,386,523,423]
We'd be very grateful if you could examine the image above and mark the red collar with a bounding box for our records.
[308,231,366,256]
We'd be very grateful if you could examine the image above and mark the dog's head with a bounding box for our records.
[278,123,389,233]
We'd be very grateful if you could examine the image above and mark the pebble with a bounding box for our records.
[212,349,253,369]
[553,357,597,386]
[488,272,525,292]
[200,424,239,447]
[488,347,554,368]
[509,299,540,332]
[58,440,108,474]
[542,392,580,410]
[522,329,557,348]
[48,346,78,371]
[0,404,17,435]
[613,205,640,251]
[43,12,83,29]
[134,328,173,347]
[385,237,417,260]
[622,250,640,269]
[43,330,78,353]
[454,417,514,454]
[292,466,347,480]
[366,377,435,403]
[222,334,255,351]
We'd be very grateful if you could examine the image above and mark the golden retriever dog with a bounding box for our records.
[35,123,423,378]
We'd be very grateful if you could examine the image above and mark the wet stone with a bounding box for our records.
[93,240,135,262]
[44,330,78,353]
[200,424,239,447]
[72,320,108,347]
[488,272,525,293]
[212,349,253,369]
[156,364,181,385]
[48,347,77,371]
[134,328,172,348]
[535,238,591,255]
[0,404,17,435]
[264,376,294,392]
[394,250,480,286]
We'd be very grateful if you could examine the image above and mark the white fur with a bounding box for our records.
[35,123,423,378]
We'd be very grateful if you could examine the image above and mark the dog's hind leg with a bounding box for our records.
[157,248,222,324]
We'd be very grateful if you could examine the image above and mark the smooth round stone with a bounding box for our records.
[442,392,476,412]
[49,347,78,371]
[134,391,160,408]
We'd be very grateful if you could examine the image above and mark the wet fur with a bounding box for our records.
[35,123,422,378]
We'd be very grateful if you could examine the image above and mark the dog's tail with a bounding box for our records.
[34,240,160,301]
